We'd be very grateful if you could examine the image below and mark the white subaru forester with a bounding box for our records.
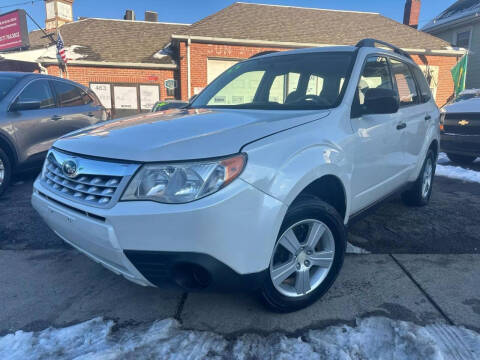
[32,39,439,312]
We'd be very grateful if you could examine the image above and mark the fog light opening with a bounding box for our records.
[173,263,211,290]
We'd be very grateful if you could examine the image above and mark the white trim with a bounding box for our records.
[187,37,191,99]
[171,35,466,56]
[235,2,379,15]
[78,17,191,26]
[39,59,178,69]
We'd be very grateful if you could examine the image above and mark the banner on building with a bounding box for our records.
[0,9,29,52]
[451,54,468,97]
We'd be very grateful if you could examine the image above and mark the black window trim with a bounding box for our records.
[409,64,433,104]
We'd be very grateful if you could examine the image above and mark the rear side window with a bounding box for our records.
[16,80,55,109]
[412,66,432,103]
[53,81,85,107]
[390,58,419,107]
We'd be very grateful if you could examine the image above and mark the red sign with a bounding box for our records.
[0,10,29,52]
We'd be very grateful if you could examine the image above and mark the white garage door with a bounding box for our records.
[207,59,239,84]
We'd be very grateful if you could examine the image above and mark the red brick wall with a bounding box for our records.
[179,42,288,100]
[179,41,457,107]
[45,65,176,100]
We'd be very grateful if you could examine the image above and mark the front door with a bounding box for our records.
[350,56,405,213]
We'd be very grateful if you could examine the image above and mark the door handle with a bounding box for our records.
[425,115,432,121]
[51,115,62,121]
[396,123,407,130]
[87,112,95,117]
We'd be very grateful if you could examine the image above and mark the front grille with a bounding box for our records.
[41,149,139,208]
[444,113,480,135]
[44,159,121,205]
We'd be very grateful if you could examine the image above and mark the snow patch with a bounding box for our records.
[39,45,88,61]
[1,317,479,360]
[436,153,480,183]
[346,242,370,254]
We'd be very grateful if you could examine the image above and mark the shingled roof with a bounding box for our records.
[29,18,190,64]
[175,2,452,51]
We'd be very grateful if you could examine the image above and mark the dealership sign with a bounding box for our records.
[0,10,29,52]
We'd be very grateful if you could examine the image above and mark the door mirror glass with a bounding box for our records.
[11,100,42,111]
[363,88,399,115]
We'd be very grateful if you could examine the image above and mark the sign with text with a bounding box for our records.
[90,83,112,109]
[0,10,29,52]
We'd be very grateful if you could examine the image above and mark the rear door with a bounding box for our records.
[350,56,405,213]
[389,58,430,171]
[51,80,103,134]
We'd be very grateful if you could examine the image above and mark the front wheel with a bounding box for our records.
[402,149,435,207]
[261,195,346,312]
[0,148,12,197]
[446,153,477,164]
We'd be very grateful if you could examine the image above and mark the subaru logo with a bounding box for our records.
[62,160,78,178]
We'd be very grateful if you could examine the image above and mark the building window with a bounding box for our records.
[456,30,471,49]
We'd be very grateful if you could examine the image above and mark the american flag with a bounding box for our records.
[57,32,68,64]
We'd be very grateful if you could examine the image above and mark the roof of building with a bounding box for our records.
[28,18,190,64]
[175,2,451,50]
[423,0,480,32]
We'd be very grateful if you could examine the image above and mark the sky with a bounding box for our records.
[0,0,456,31]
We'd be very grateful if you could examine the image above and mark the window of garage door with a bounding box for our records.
[207,59,240,84]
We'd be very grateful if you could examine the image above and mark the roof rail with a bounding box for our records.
[356,38,412,60]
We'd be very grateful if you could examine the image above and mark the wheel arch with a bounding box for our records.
[291,174,348,222]
[0,131,18,167]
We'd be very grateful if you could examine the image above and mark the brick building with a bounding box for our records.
[0,1,465,115]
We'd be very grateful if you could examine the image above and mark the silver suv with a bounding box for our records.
[0,72,107,195]
[33,39,439,311]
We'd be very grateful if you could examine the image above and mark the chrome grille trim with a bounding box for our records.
[40,148,140,208]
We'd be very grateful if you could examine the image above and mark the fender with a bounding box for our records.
[240,119,353,224]
[0,128,18,166]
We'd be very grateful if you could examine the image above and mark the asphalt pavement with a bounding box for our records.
[0,170,479,337]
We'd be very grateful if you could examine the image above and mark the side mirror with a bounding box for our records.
[363,88,399,115]
[11,100,41,111]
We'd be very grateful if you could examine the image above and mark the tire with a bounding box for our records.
[0,148,12,197]
[446,153,477,164]
[402,149,435,207]
[261,195,346,312]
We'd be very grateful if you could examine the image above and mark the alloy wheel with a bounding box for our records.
[422,157,433,199]
[269,219,335,298]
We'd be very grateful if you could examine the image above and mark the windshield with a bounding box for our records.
[0,76,18,101]
[191,52,355,110]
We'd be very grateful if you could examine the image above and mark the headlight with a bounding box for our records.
[121,154,246,203]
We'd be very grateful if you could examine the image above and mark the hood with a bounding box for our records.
[443,98,480,113]
[54,108,329,162]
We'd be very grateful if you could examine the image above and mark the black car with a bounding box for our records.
[440,90,480,164]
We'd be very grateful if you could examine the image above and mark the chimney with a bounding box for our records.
[403,0,421,29]
[45,0,75,31]
[145,11,158,22]
[124,10,135,21]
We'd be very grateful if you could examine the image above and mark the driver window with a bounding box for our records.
[268,72,300,103]
[357,56,394,106]
[16,80,55,109]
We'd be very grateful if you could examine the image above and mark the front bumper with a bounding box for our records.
[32,178,286,289]
[441,133,480,157]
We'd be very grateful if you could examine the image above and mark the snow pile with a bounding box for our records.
[1,317,479,360]
[436,153,480,183]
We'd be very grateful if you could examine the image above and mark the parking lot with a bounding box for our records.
[1,157,479,345]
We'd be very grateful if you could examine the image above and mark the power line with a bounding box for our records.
[0,0,44,10]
